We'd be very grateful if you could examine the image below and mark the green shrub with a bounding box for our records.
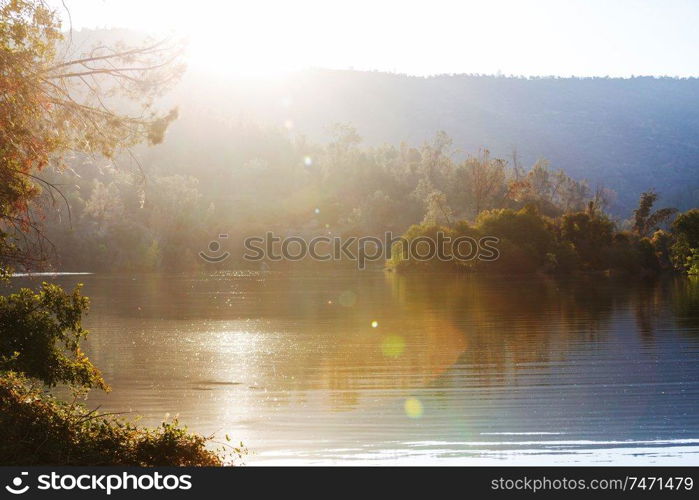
[0,373,235,466]
[389,224,469,272]
[671,209,699,272]
[476,207,554,272]
[0,283,107,390]
[651,230,674,270]
[389,204,698,276]
[546,241,580,273]
[687,248,699,276]
[606,235,641,274]
[560,212,614,270]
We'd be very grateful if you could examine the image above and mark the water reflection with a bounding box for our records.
[671,277,699,335]
[11,271,699,464]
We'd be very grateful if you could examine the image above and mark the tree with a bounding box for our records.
[476,206,554,271]
[505,160,592,215]
[632,190,678,238]
[0,282,106,390]
[651,229,673,270]
[422,190,453,226]
[560,211,614,270]
[672,209,699,249]
[83,180,124,232]
[420,131,453,186]
[671,208,699,272]
[457,149,506,215]
[1,0,183,268]
[687,249,699,275]
[589,185,616,214]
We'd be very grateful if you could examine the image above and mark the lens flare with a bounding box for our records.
[381,335,405,358]
[404,397,423,418]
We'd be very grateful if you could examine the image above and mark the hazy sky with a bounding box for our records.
[49,0,699,77]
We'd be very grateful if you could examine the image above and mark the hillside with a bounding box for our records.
[59,30,699,214]
[158,69,699,213]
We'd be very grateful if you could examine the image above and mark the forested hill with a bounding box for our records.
[60,29,699,215]
[164,69,699,213]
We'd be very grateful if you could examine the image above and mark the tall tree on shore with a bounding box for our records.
[457,149,506,216]
[0,0,184,267]
[632,190,678,238]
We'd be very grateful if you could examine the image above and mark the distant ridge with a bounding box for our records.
[71,30,699,213]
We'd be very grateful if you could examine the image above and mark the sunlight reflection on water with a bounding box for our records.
[17,271,699,465]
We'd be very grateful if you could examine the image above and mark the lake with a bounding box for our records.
[12,271,699,465]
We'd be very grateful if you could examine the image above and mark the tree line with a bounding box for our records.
[28,124,698,276]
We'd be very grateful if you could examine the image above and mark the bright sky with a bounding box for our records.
[49,0,699,77]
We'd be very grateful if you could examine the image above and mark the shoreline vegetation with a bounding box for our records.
[0,373,231,466]
[0,281,240,466]
[388,202,699,276]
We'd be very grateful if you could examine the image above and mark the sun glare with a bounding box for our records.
[52,0,699,77]
[183,6,303,77]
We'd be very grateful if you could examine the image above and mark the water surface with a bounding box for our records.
[14,271,699,464]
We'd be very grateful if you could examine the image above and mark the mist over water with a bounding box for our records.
[17,271,699,465]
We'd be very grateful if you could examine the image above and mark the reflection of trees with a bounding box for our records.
[632,278,665,342]
[628,276,699,342]
[389,273,621,390]
[671,276,699,334]
[77,272,698,418]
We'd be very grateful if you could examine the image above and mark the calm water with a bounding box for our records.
[13,271,699,465]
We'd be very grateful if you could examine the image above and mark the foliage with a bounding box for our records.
[24,114,698,277]
[37,123,618,272]
[476,206,555,270]
[0,0,183,267]
[389,224,466,273]
[391,207,556,274]
[0,372,237,466]
[671,209,699,272]
[651,229,674,270]
[391,202,697,275]
[505,160,591,216]
[452,149,506,216]
[686,248,699,276]
[422,190,453,225]
[672,209,699,247]
[632,190,678,237]
[559,211,614,270]
[0,282,106,390]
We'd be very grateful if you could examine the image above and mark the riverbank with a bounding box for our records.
[0,372,237,466]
